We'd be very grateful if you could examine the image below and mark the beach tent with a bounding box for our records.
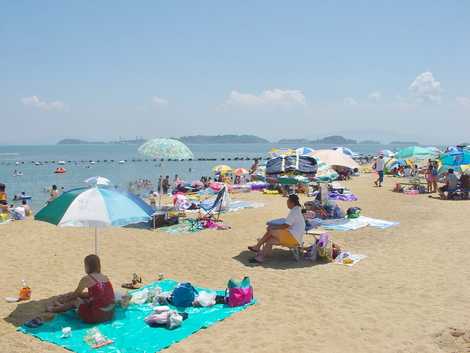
[395,146,435,160]
[311,150,359,170]
[384,158,410,173]
[35,186,153,254]
[265,155,317,175]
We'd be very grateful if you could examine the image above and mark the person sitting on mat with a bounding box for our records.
[47,254,115,324]
[248,194,305,263]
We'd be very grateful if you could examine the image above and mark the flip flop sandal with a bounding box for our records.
[121,282,141,290]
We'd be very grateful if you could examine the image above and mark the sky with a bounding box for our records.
[1,0,469,145]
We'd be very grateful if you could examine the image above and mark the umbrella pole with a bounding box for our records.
[94,227,98,255]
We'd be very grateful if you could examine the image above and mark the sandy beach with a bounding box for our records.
[1,174,469,353]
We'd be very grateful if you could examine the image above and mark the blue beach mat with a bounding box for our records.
[19,279,255,353]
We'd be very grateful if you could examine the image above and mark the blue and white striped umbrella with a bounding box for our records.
[295,147,315,156]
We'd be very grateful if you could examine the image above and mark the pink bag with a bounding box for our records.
[227,287,253,307]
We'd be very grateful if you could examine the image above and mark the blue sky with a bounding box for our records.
[1,1,469,144]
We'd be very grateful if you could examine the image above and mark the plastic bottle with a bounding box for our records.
[19,279,31,301]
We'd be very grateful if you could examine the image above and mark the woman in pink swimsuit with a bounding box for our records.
[47,255,115,324]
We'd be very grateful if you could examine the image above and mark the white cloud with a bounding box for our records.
[224,88,306,108]
[456,96,470,108]
[368,91,381,102]
[21,95,67,111]
[343,97,358,106]
[408,71,442,103]
[151,96,169,107]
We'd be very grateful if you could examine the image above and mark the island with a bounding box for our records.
[389,141,420,145]
[359,140,381,144]
[277,136,357,145]
[277,138,312,144]
[57,138,146,145]
[177,135,270,144]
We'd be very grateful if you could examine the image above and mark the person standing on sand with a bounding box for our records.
[373,155,385,187]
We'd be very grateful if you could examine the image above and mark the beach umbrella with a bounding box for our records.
[84,176,112,186]
[234,167,249,176]
[277,175,310,185]
[35,187,153,254]
[314,162,339,182]
[268,148,294,158]
[311,150,359,170]
[333,146,355,157]
[440,150,470,166]
[138,138,194,160]
[138,138,193,206]
[395,146,434,160]
[379,149,395,157]
[212,165,232,174]
[295,147,315,156]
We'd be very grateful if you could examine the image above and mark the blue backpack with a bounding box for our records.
[171,283,198,307]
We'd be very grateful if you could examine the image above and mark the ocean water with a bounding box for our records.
[0,143,394,210]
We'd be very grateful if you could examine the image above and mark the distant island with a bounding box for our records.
[360,140,381,144]
[389,141,420,145]
[177,135,269,144]
[57,138,146,145]
[278,135,357,145]
[277,138,311,144]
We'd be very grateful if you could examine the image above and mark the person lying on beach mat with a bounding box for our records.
[46,254,116,324]
[248,194,305,263]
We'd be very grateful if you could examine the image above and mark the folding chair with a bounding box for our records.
[199,187,226,221]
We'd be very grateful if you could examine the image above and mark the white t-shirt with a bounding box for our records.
[375,158,385,172]
[285,206,306,243]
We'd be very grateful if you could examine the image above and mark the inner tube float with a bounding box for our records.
[54,167,66,174]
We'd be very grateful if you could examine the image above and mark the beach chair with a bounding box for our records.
[199,187,226,221]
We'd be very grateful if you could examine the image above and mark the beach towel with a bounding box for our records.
[308,216,398,231]
[334,252,367,267]
[328,192,358,201]
[226,201,264,212]
[20,279,255,353]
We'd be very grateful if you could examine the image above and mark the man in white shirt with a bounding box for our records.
[248,194,305,263]
[374,155,385,187]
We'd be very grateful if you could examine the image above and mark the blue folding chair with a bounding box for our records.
[199,187,226,221]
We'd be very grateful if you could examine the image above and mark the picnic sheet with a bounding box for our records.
[20,279,255,353]
[308,216,399,231]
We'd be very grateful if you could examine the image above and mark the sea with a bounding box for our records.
[0,143,402,210]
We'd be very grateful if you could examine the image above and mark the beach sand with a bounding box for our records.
[1,174,470,353]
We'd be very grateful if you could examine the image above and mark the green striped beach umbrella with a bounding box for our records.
[35,186,153,253]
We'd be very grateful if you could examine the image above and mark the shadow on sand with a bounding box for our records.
[3,295,59,327]
[233,250,329,270]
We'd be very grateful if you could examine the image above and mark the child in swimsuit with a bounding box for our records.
[47,255,115,323]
